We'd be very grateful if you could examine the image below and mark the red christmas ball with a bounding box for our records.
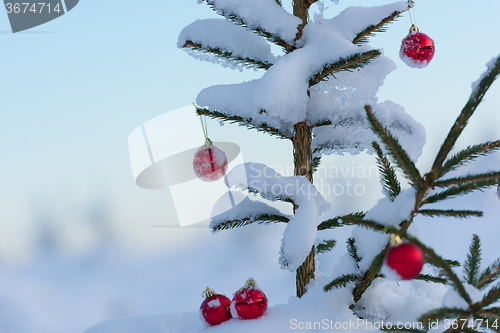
[193,140,228,182]
[399,27,435,69]
[231,278,268,320]
[200,288,232,326]
[385,242,424,280]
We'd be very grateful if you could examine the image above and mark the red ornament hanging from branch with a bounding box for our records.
[400,24,435,69]
[384,234,424,280]
[193,114,228,182]
[200,287,232,326]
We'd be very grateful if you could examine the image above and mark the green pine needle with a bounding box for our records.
[429,56,500,178]
[372,141,401,201]
[365,105,423,189]
[182,40,273,70]
[324,273,362,291]
[434,171,500,188]
[464,235,482,286]
[347,237,362,263]
[352,11,403,45]
[477,259,500,290]
[418,209,483,219]
[437,141,500,177]
[316,239,336,254]
[212,213,290,232]
[414,274,448,285]
[423,179,499,205]
[195,105,292,140]
[317,212,365,230]
[205,0,293,53]
[309,50,381,87]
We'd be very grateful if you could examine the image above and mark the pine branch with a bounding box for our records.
[352,10,404,45]
[212,213,290,232]
[195,105,292,139]
[324,273,362,291]
[419,307,469,324]
[309,50,381,87]
[340,215,386,232]
[434,171,500,188]
[464,235,482,286]
[365,105,423,189]
[182,40,273,70]
[205,0,293,53]
[316,211,365,230]
[353,248,387,302]
[347,237,362,263]
[423,179,499,205]
[477,259,500,290]
[418,209,483,219]
[372,141,401,201]
[316,239,336,254]
[437,141,500,177]
[478,283,500,308]
[384,226,472,304]
[414,274,448,285]
[312,156,321,174]
[429,55,500,179]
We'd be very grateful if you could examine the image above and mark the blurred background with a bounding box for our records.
[1,1,500,332]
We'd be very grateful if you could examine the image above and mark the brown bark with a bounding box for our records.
[293,122,314,298]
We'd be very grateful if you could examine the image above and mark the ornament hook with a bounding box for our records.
[202,287,216,298]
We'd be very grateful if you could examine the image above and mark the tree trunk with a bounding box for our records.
[293,121,314,298]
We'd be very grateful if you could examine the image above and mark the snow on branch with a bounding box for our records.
[328,1,410,42]
[205,0,300,48]
[222,163,330,271]
[308,50,381,86]
[312,101,426,163]
[195,105,293,140]
[178,19,277,70]
[210,191,290,232]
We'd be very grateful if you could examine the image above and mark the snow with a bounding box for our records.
[178,19,277,69]
[220,163,330,271]
[206,0,301,44]
[471,56,500,96]
[210,191,288,230]
[328,2,409,41]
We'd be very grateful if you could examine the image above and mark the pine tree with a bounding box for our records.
[179,1,423,298]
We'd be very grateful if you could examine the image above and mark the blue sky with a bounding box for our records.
[1,0,500,261]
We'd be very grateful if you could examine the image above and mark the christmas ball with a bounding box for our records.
[231,278,268,320]
[399,26,435,69]
[200,288,232,326]
[193,140,228,182]
[385,242,424,280]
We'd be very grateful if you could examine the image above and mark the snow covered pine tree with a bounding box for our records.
[179,0,424,298]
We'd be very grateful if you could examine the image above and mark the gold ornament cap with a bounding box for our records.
[202,287,216,298]
[409,24,419,33]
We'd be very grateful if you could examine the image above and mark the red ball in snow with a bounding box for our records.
[193,141,228,182]
[399,27,435,69]
[231,278,268,320]
[385,242,424,280]
[200,290,232,326]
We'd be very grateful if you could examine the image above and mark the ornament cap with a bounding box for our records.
[409,24,419,33]
[202,287,216,298]
[389,234,402,247]
[204,138,213,147]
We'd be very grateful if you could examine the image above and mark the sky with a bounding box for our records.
[1,0,500,263]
